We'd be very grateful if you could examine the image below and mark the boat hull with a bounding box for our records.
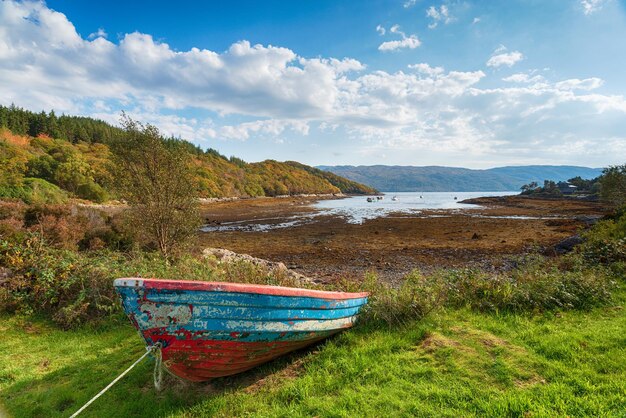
[114,278,368,381]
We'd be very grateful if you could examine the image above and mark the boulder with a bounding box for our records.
[202,248,314,284]
[554,235,583,254]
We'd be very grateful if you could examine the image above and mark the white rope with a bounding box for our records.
[153,344,163,391]
[69,343,161,418]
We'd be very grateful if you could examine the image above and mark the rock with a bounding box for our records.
[202,248,314,285]
[574,215,603,226]
[554,234,583,254]
[0,267,13,284]
[471,233,481,240]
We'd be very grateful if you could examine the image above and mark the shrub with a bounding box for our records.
[23,205,91,250]
[433,255,615,314]
[579,212,626,264]
[0,178,68,204]
[599,165,626,208]
[110,116,201,260]
[353,253,616,328]
[0,233,120,328]
[76,181,109,203]
[349,272,444,327]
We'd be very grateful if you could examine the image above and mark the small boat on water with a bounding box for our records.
[367,197,374,202]
[114,278,368,381]
[391,196,398,201]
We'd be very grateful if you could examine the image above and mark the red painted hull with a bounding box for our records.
[150,335,330,380]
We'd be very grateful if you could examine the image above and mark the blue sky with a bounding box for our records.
[1,0,625,168]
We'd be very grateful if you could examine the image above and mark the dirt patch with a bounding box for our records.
[38,358,50,371]
[514,375,547,388]
[418,332,461,353]
[243,356,307,395]
[449,327,521,352]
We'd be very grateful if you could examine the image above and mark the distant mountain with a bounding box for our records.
[316,165,603,192]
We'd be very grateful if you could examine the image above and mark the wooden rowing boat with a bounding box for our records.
[114,278,368,381]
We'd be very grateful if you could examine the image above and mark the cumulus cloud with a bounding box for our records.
[375,24,385,35]
[219,119,310,141]
[426,5,453,29]
[378,36,421,51]
[0,0,625,166]
[502,73,545,84]
[408,63,445,76]
[378,25,421,51]
[88,28,107,39]
[403,0,418,8]
[486,46,524,68]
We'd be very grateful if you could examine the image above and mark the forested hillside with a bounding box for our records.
[0,105,375,203]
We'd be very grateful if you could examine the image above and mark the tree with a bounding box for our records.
[600,165,626,208]
[520,181,539,195]
[111,115,200,259]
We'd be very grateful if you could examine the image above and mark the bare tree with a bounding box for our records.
[111,115,200,260]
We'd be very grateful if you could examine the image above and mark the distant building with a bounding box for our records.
[557,181,577,195]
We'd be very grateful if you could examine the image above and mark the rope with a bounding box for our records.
[69,343,162,418]
[153,343,163,391]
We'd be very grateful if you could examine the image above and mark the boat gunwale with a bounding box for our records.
[114,278,369,300]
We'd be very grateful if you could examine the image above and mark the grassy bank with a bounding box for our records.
[1,289,625,417]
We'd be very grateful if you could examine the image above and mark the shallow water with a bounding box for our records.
[200,191,520,232]
[313,191,519,224]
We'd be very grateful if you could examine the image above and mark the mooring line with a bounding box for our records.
[69,343,161,418]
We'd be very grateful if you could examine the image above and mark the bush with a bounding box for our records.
[0,201,26,238]
[0,178,68,204]
[76,181,109,203]
[579,212,626,264]
[0,233,120,328]
[355,272,444,327]
[354,253,617,328]
[437,259,615,313]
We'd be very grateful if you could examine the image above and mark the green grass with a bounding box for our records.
[2,292,625,417]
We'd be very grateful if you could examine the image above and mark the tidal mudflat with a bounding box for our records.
[197,193,609,283]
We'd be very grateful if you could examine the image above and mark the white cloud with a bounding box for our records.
[502,73,544,84]
[486,47,524,68]
[219,119,310,140]
[378,36,421,51]
[408,63,445,76]
[403,0,418,8]
[378,25,421,51]
[426,5,453,29]
[472,17,481,24]
[555,77,604,91]
[0,0,625,167]
[376,24,385,35]
[88,28,107,39]
[581,0,609,15]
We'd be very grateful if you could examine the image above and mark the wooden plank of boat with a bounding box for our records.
[114,278,369,381]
